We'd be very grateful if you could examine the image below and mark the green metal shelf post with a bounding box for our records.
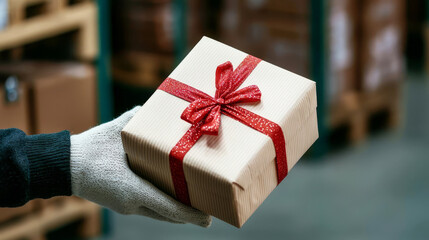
[96,0,114,235]
[310,0,328,156]
[173,0,188,65]
[97,0,113,123]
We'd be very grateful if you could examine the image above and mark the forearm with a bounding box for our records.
[0,128,71,207]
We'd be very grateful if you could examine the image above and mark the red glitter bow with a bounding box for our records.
[181,61,262,135]
[158,55,288,206]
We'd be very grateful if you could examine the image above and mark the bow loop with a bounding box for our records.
[215,61,234,99]
[224,85,261,104]
[181,61,262,136]
[181,98,216,124]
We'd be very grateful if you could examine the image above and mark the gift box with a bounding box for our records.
[121,37,318,227]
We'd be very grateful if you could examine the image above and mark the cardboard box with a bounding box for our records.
[187,0,206,47]
[262,38,309,77]
[31,65,97,134]
[0,75,30,133]
[219,0,310,78]
[112,1,174,54]
[241,0,310,16]
[122,37,318,227]
[220,0,309,44]
[0,62,97,134]
[360,0,405,91]
[328,0,358,102]
[112,0,204,54]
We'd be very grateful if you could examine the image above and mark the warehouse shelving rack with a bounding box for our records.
[95,0,329,145]
[94,0,329,234]
[0,0,105,238]
[104,0,329,153]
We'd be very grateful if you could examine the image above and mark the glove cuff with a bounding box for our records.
[26,131,71,199]
[70,135,85,195]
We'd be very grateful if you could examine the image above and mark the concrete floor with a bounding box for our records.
[101,75,429,240]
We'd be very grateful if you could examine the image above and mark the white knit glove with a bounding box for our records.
[70,106,211,227]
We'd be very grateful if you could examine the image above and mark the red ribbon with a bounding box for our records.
[158,55,287,206]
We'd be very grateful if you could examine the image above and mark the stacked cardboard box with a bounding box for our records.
[112,0,205,54]
[111,0,205,114]
[0,62,97,134]
[219,0,310,77]
[360,0,405,91]
[0,75,30,133]
[111,0,205,87]
[327,0,405,143]
[112,0,175,54]
[219,0,404,100]
[328,0,358,102]
[187,0,207,47]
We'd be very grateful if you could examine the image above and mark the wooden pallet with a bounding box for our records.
[329,91,363,143]
[0,197,101,240]
[0,0,97,61]
[329,83,402,144]
[0,201,37,224]
[361,82,401,129]
[112,52,174,88]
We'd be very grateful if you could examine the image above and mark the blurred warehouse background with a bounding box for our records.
[0,0,428,239]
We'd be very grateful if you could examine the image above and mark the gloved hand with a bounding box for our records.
[70,106,211,227]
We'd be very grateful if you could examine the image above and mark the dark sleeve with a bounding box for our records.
[0,128,71,207]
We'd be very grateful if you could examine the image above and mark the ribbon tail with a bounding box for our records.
[169,122,204,206]
[215,61,234,99]
[181,99,216,124]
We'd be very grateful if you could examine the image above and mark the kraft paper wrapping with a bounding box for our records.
[121,37,318,227]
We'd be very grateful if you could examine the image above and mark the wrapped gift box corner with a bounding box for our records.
[121,36,318,228]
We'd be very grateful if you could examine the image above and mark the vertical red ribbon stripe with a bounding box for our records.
[158,55,288,206]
